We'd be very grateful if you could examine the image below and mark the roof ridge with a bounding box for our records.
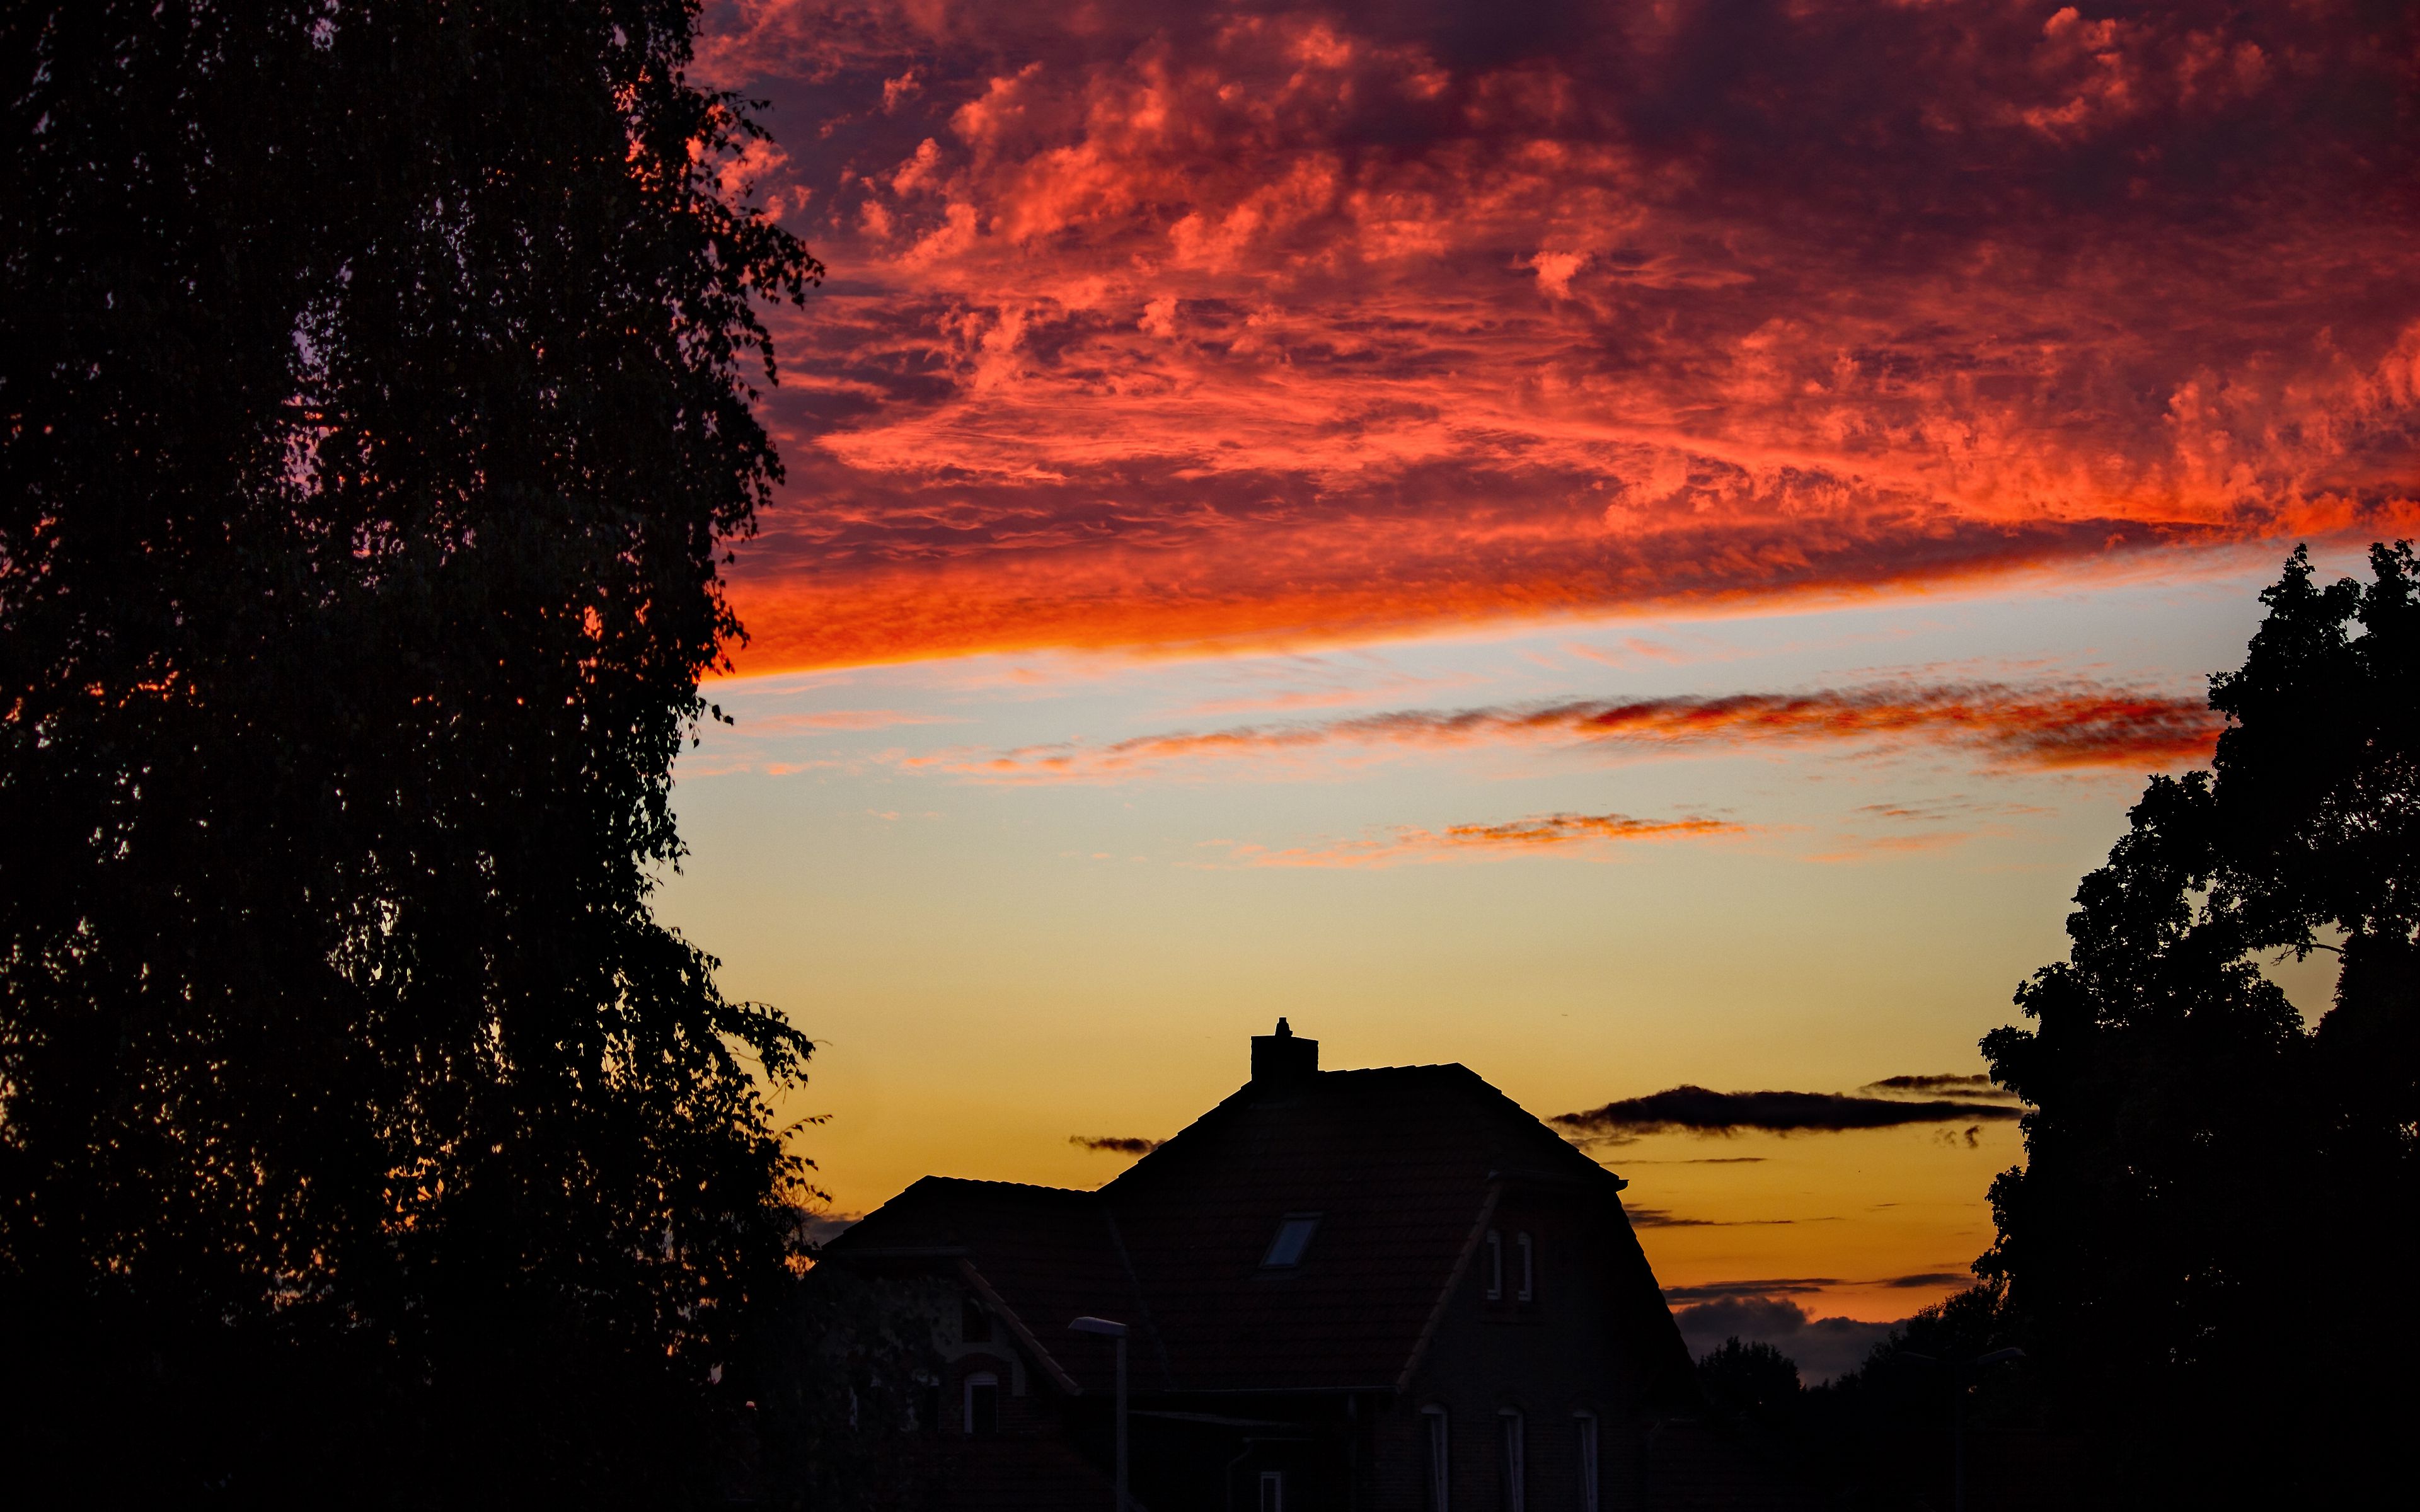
[1320,1061,1478,1074]
[1103,1062,1500,1196]
[912,1174,1097,1199]
[1461,1073,1633,1185]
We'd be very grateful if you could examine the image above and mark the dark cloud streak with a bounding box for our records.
[1863,1074,2019,1099]
[1559,1084,2024,1137]
[1663,1278,1837,1302]
[1623,1206,1806,1229]
[1882,1271,1975,1290]
[1069,1135,1163,1155]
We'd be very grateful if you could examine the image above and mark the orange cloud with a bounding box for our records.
[1215,811,1746,869]
[769,707,965,730]
[914,680,2219,783]
[701,1,2420,670]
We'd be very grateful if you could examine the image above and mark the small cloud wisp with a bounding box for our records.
[1069,1135,1163,1155]
[1215,810,1745,869]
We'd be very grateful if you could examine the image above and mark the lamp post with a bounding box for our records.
[1069,1315,1130,1512]
[1891,1346,2025,1512]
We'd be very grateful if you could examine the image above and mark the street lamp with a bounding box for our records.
[1891,1346,2025,1512]
[1069,1315,1130,1512]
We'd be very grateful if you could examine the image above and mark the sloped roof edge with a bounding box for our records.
[1394,1179,1502,1394]
[958,1256,1082,1397]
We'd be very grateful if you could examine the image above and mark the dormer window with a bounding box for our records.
[1262,1213,1321,1268]
[1484,1228,1503,1300]
[1516,1231,1534,1302]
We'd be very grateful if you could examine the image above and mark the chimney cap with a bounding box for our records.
[1250,1019,1318,1087]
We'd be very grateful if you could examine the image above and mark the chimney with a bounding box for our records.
[1250,1017,1319,1088]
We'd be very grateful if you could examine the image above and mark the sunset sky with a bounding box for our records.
[660,0,2417,1370]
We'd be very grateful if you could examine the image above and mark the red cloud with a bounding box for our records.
[913,680,2218,782]
[701,1,2420,670]
[1216,811,1747,869]
[754,707,965,730]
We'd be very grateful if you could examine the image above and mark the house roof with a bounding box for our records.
[824,1175,1147,1393]
[1107,1063,1634,1392]
[823,1058,1685,1398]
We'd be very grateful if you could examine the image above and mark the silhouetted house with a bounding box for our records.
[815,1022,1787,1510]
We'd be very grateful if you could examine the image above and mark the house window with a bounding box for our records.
[1262,1213,1321,1268]
[1484,1229,1503,1300]
[1422,1406,1451,1512]
[1573,1412,1598,1512]
[1498,1409,1526,1512]
[1259,1469,1286,1512]
[962,1297,992,1343]
[1516,1232,1534,1302]
[964,1372,1000,1436]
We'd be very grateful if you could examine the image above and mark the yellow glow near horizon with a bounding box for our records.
[659,566,2354,1337]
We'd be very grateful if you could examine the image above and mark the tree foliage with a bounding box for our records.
[0,3,820,1502]
[754,1267,954,1512]
[1981,544,2419,1499]
[1697,1336,1801,1425]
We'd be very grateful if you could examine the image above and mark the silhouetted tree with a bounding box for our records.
[0,4,820,1504]
[1791,1283,2047,1512]
[1697,1336,1802,1426]
[1981,544,2419,1503]
[1824,1281,2032,1428]
[2207,544,2420,1201]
